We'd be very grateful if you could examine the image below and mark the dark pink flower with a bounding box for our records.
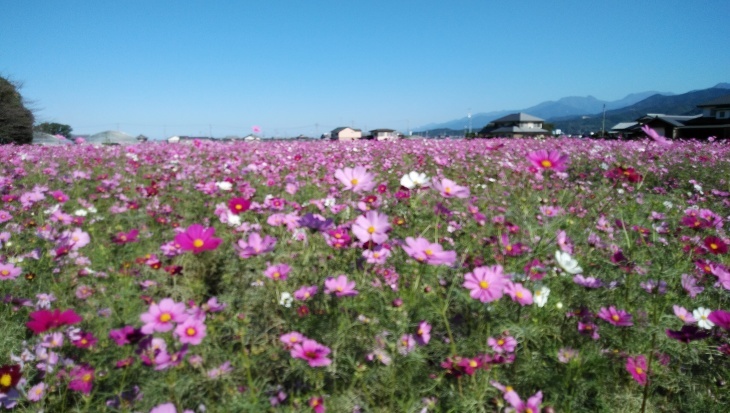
[68,365,94,394]
[308,396,325,413]
[228,197,251,214]
[597,306,633,326]
[704,236,728,255]
[174,224,222,254]
[26,309,82,334]
[708,310,730,330]
[625,355,647,386]
[290,339,332,367]
[526,150,569,172]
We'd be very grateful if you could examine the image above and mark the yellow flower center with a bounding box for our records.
[304,292,310,298]
[0,374,11,387]
[425,249,433,256]
[505,245,513,251]
[336,286,343,292]
[290,336,298,342]
[351,178,358,185]
[497,339,505,346]
[479,281,489,289]
[82,373,92,382]
[159,313,172,322]
[541,160,553,168]
[635,367,644,375]
[710,243,718,250]
[0,270,8,276]
[445,187,451,193]
[193,239,204,248]
[186,327,196,336]
[235,204,242,210]
[516,291,523,298]
[367,226,375,234]
[526,409,534,413]
[273,272,280,279]
[611,314,620,321]
[469,360,478,368]
[505,386,513,392]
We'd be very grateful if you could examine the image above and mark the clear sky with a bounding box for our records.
[1,0,728,139]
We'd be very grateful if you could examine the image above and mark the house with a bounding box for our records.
[637,114,700,139]
[480,113,549,138]
[677,94,730,139]
[370,128,398,141]
[330,127,362,141]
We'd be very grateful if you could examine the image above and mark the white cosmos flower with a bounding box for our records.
[693,307,715,329]
[226,212,241,227]
[400,171,430,189]
[216,181,233,191]
[555,251,583,274]
[279,292,293,308]
[534,286,550,307]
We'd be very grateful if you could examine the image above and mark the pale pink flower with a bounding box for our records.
[431,178,470,199]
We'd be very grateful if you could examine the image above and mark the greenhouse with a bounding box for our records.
[86,130,138,145]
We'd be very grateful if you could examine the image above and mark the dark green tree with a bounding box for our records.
[35,122,73,138]
[0,76,34,144]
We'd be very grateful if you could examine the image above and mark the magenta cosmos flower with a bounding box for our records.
[174,317,207,345]
[597,306,633,326]
[228,197,251,214]
[26,309,82,334]
[526,150,569,172]
[334,166,376,193]
[324,275,358,297]
[462,265,508,303]
[68,365,95,394]
[290,339,332,367]
[140,298,188,334]
[625,355,647,386]
[415,321,431,346]
[488,335,517,353]
[174,224,222,254]
[402,237,457,266]
[708,309,730,330]
[352,210,391,244]
[431,178,470,199]
[280,331,305,350]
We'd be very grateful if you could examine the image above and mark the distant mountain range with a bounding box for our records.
[416,83,730,135]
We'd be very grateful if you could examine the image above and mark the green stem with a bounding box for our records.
[640,333,657,413]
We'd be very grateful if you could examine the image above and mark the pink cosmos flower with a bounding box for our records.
[504,389,543,413]
[0,210,12,224]
[362,246,391,264]
[280,331,305,350]
[526,149,569,172]
[174,224,221,254]
[597,306,633,326]
[174,317,207,345]
[415,321,431,346]
[290,339,332,367]
[308,396,325,413]
[402,237,457,266]
[63,228,91,250]
[293,286,318,301]
[704,236,728,255]
[641,124,671,145]
[236,232,277,258]
[140,298,188,334]
[324,275,358,297]
[334,166,376,193]
[673,305,697,324]
[397,334,416,355]
[0,263,22,280]
[431,178,470,199]
[626,355,648,386]
[488,335,517,353]
[462,265,508,303]
[228,197,251,214]
[504,282,533,306]
[352,210,390,244]
[68,365,94,394]
[27,382,46,402]
[264,263,291,281]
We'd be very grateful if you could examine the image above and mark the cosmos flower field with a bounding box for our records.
[1,137,729,412]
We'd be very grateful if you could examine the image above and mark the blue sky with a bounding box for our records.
[1,0,728,139]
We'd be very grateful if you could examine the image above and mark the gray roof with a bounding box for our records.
[370,128,395,133]
[490,126,548,134]
[697,94,730,107]
[610,122,639,131]
[639,114,701,127]
[331,127,362,134]
[492,112,545,123]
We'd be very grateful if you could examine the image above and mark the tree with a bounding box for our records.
[35,122,73,138]
[0,76,34,144]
